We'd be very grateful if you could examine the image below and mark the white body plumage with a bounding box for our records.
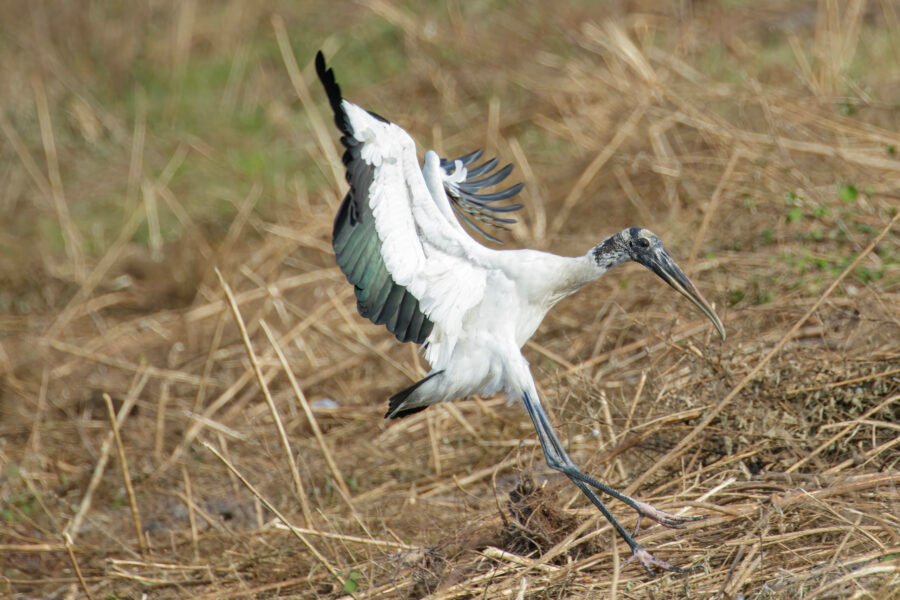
[343,100,609,407]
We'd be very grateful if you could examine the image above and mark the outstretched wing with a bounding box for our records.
[316,51,492,361]
[439,150,524,243]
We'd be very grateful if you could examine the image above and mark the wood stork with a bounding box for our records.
[315,51,725,573]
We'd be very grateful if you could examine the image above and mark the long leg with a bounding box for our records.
[527,393,701,528]
[520,390,699,573]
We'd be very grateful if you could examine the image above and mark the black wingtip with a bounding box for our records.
[467,157,499,179]
[440,149,526,244]
[315,50,349,134]
[315,50,326,78]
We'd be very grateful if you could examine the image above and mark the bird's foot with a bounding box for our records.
[628,546,699,575]
[632,500,705,529]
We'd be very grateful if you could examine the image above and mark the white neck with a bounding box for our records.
[545,248,622,305]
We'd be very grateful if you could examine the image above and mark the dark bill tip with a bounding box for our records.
[646,252,726,341]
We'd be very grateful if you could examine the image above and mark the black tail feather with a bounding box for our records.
[385,371,444,419]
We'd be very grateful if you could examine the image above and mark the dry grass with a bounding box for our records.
[1,1,899,598]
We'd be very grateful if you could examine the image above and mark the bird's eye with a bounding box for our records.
[637,238,650,249]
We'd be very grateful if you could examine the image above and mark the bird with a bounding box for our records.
[315,51,725,573]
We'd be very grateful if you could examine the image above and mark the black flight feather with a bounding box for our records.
[317,50,434,345]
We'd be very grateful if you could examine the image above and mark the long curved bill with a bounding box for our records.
[644,249,726,340]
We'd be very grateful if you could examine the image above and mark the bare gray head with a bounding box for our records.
[593,227,726,340]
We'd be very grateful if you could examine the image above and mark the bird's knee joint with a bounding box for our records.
[560,465,581,479]
[545,455,570,472]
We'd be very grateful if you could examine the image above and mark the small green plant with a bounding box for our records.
[343,570,363,593]
[1,492,37,522]
[784,191,805,223]
[838,184,859,202]
[727,289,745,305]
[839,100,856,116]
[806,229,824,242]
[855,267,884,284]
[755,289,773,305]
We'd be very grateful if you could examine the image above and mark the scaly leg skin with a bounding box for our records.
[567,468,707,528]
[629,546,700,575]
[521,390,702,574]
[632,500,707,529]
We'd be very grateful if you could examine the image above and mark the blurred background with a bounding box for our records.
[1,1,898,598]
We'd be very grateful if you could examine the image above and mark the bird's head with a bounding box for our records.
[593,227,726,340]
